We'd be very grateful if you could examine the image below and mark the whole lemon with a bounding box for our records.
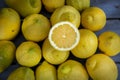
[98,31,120,56]
[36,61,57,80]
[48,21,80,51]
[16,41,42,67]
[50,6,81,28]
[7,67,35,80]
[0,8,20,40]
[86,53,118,80]
[58,60,89,80]
[71,29,98,58]
[5,0,42,17]
[42,38,70,65]
[66,0,90,12]
[42,0,65,12]
[22,14,51,42]
[0,40,16,73]
[81,7,106,31]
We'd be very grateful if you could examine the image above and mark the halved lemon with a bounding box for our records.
[48,21,80,51]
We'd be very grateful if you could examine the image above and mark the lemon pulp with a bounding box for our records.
[48,21,80,51]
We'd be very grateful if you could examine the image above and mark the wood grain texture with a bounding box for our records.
[91,0,120,18]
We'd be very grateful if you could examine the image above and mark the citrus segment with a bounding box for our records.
[48,21,80,51]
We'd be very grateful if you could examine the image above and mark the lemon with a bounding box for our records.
[81,7,106,31]
[42,38,70,65]
[5,0,42,17]
[16,41,41,67]
[36,61,57,80]
[50,5,81,28]
[71,29,98,58]
[7,67,35,80]
[98,31,120,56]
[66,0,90,12]
[58,60,89,80]
[0,40,16,73]
[22,14,51,42]
[42,0,65,12]
[119,35,120,52]
[48,21,80,51]
[0,8,20,40]
[86,53,118,80]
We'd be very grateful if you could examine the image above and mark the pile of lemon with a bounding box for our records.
[0,0,120,80]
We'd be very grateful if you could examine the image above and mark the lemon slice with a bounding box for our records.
[48,21,80,51]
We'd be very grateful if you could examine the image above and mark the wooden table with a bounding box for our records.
[0,0,120,80]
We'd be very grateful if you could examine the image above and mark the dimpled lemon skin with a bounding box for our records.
[22,14,51,42]
[66,0,90,12]
[16,41,42,67]
[99,31,120,56]
[86,54,118,80]
[36,61,57,80]
[42,0,65,12]
[58,60,89,80]
[5,0,42,17]
[42,38,70,65]
[50,6,81,28]
[81,7,106,31]
[0,40,16,73]
[71,29,98,58]
[0,8,20,40]
[7,67,35,80]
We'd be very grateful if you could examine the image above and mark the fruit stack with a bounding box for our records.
[0,0,120,80]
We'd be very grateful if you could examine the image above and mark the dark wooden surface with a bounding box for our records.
[0,0,120,80]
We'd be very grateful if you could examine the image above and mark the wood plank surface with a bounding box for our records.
[91,0,120,18]
[0,0,120,80]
